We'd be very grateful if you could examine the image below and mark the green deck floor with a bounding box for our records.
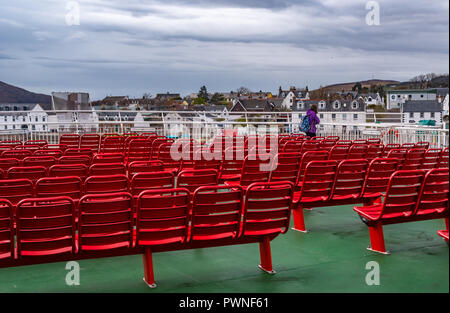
[0,204,448,293]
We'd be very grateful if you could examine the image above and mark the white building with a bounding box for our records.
[386,89,442,110]
[0,103,49,132]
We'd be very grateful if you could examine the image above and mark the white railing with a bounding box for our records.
[0,110,448,148]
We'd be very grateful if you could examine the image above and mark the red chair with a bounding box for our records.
[326,136,340,141]
[34,149,63,158]
[329,159,369,201]
[80,134,100,153]
[130,172,175,197]
[84,175,129,194]
[157,142,182,174]
[300,140,320,153]
[65,148,94,158]
[93,153,124,164]
[35,176,83,202]
[78,193,134,251]
[224,154,272,188]
[319,139,337,151]
[0,199,14,260]
[101,136,124,154]
[193,147,222,171]
[336,140,353,146]
[150,138,170,160]
[48,164,88,179]
[415,142,430,150]
[7,166,46,182]
[176,169,219,193]
[0,141,22,150]
[438,230,449,243]
[353,170,426,254]
[0,158,20,171]
[366,144,384,161]
[353,139,368,145]
[401,148,425,170]
[361,158,399,200]
[60,134,80,149]
[367,138,381,145]
[24,140,47,147]
[414,168,449,218]
[382,143,401,157]
[16,197,76,258]
[295,151,330,187]
[269,153,301,184]
[328,145,350,161]
[282,141,303,153]
[126,139,152,164]
[0,179,34,205]
[437,148,449,168]
[88,163,126,176]
[219,148,245,183]
[401,143,415,149]
[387,148,408,166]
[15,145,40,152]
[1,150,32,160]
[44,144,68,152]
[127,161,165,178]
[23,156,56,169]
[347,144,368,159]
[58,155,91,166]
[421,148,442,169]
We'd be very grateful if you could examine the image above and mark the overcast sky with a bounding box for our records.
[0,0,448,100]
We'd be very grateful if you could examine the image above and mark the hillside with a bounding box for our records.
[0,81,51,104]
[313,79,400,94]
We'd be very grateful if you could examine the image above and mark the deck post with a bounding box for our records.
[143,247,157,288]
[258,236,276,274]
[367,221,389,254]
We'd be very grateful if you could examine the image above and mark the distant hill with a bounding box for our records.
[0,81,51,104]
[313,79,400,94]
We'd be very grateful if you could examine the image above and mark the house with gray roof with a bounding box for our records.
[401,100,443,125]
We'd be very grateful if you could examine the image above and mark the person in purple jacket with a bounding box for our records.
[305,104,320,138]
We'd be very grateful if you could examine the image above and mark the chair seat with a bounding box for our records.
[293,192,328,203]
[331,194,360,201]
[353,205,410,221]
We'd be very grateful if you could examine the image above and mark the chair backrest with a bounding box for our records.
[0,179,34,205]
[297,160,338,203]
[282,140,303,153]
[150,138,169,159]
[85,175,129,194]
[23,156,56,169]
[78,193,134,251]
[80,134,100,152]
[35,176,83,200]
[176,169,219,193]
[58,155,91,166]
[0,199,14,260]
[269,153,301,183]
[415,141,430,150]
[193,148,222,171]
[401,148,426,170]
[241,181,293,237]
[421,148,442,169]
[130,172,175,196]
[157,142,182,173]
[0,158,20,171]
[328,145,350,161]
[101,136,124,154]
[330,159,369,200]
[1,150,32,160]
[437,148,449,168]
[24,140,47,147]
[326,136,340,141]
[414,168,449,216]
[34,149,63,158]
[127,160,165,178]
[366,144,384,161]
[336,140,353,146]
[190,186,244,241]
[7,166,46,182]
[376,170,425,220]
[16,197,75,258]
[65,148,94,158]
[387,148,408,165]
[16,197,76,258]
[353,139,368,145]
[48,164,88,179]
[297,150,330,185]
[301,140,320,153]
[60,134,80,149]
[92,153,124,164]
[382,143,401,157]
[367,138,381,145]
[347,144,368,159]
[88,163,126,176]
[126,138,151,162]
[319,139,337,151]
[361,158,398,197]
[239,154,272,186]
[0,141,22,149]
[136,188,190,245]
[401,143,415,149]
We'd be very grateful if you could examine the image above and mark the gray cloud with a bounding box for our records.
[0,0,448,100]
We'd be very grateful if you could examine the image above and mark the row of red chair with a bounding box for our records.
[0,181,294,288]
[0,169,220,206]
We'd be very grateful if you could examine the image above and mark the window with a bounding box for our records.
[332,114,336,119]
[14,106,18,111]
[351,101,359,109]
[342,114,347,120]
[431,112,435,118]
[319,101,326,110]
[43,117,46,122]
[35,117,38,122]
[409,112,414,118]
[391,95,396,100]
[333,101,340,110]
[420,95,424,98]
[32,125,35,131]
[319,114,324,119]
[354,114,358,120]
[420,112,424,118]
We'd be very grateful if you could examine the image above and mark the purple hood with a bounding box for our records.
[306,109,320,133]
